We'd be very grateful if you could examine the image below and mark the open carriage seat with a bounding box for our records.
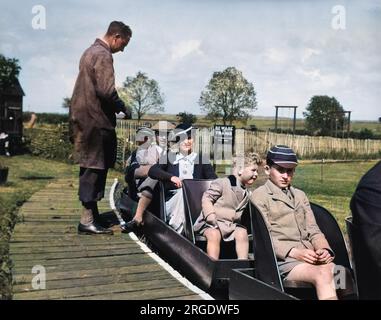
[346,217,380,300]
[182,179,252,259]
[250,202,355,300]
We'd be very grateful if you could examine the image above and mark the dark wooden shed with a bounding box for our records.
[0,78,24,138]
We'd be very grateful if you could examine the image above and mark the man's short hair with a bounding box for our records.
[106,21,132,39]
[233,152,262,171]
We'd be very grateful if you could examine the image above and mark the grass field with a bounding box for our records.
[141,114,381,134]
[291,161,377,231]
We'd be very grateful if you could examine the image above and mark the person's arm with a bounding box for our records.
[202,180,223,225]
[134,165,151,179]
[302,195,331,251]
[148,153,172,181]
[93,52,131,118]
[251,193,296,260]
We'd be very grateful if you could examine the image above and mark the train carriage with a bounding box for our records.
[114,178,357,299]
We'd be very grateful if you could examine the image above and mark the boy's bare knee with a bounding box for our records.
[234,228,248,242]
[206,229,221,242]
[316,263,335,284]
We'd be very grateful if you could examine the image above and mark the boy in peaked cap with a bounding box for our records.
[251,145,351,300]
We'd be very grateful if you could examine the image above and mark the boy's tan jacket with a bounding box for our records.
[251,179,331,260]
[194,176,249,241]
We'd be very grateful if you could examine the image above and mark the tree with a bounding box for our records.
[199,67,257,125]
[0,54,21,90]
[62,97,71,109]
[177,111,197,125]
[119,71,164,123]
[303,95,345,136]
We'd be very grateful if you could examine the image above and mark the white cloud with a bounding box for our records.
[301,48,321,63]
[170,40,203,61]
[296,66,349,89]
[263,48,288,64]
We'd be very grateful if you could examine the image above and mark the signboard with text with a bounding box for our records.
[213,125,235,163]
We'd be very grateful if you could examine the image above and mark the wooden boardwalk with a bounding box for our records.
[10,178,205,300]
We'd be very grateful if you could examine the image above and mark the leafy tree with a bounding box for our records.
[62,97,71,109]
[199,67,257,125]
[177,111,197,125]
[0,54,21,90]
[119,71,165,123]
[303,95,345,136]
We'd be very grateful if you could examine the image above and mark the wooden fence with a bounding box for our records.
[241,131,381,158]
[116,120,381,163]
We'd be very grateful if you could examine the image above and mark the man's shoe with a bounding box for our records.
[78,222,114,235]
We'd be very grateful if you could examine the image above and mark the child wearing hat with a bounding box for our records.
[194,152,262,260]
[251,145,340,299]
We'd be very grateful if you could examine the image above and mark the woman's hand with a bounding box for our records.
[288,248,319,264]
[170,176,182,188]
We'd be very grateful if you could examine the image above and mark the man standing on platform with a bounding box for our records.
[70,21,132,235]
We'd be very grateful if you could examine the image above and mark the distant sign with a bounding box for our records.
[214,125,235,145]
[214,125,235,162]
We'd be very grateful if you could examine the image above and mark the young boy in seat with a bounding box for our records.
[193,153,262,260]
[251,145,346,300]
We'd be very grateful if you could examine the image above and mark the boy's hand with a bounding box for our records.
[315,248,334,264]
[206,213,218,227]
[288,248,319,264]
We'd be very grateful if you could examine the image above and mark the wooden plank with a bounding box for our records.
[12,278,181,300]
[13,251,148,267]
[20,214,80,219]
[19,209,111,215]
[70,286,202,300]
[13,254,155,274]
[11,247,144,261]
[10,243,136,253]
[10,239,132,247]
[162,294,202,300]
[13,270,170,293]
[13,263,163,284]
[10,235,130,243]
[13,224,80,233]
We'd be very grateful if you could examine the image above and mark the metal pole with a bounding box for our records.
[275,106,279,133]
[321,159,324,183]
[293,107,297,135]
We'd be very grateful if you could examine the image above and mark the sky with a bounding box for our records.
[1,0,380,121]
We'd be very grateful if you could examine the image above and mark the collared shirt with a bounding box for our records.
[173,152,198,179]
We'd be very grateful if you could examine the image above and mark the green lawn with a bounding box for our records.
[291,161,376,231]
